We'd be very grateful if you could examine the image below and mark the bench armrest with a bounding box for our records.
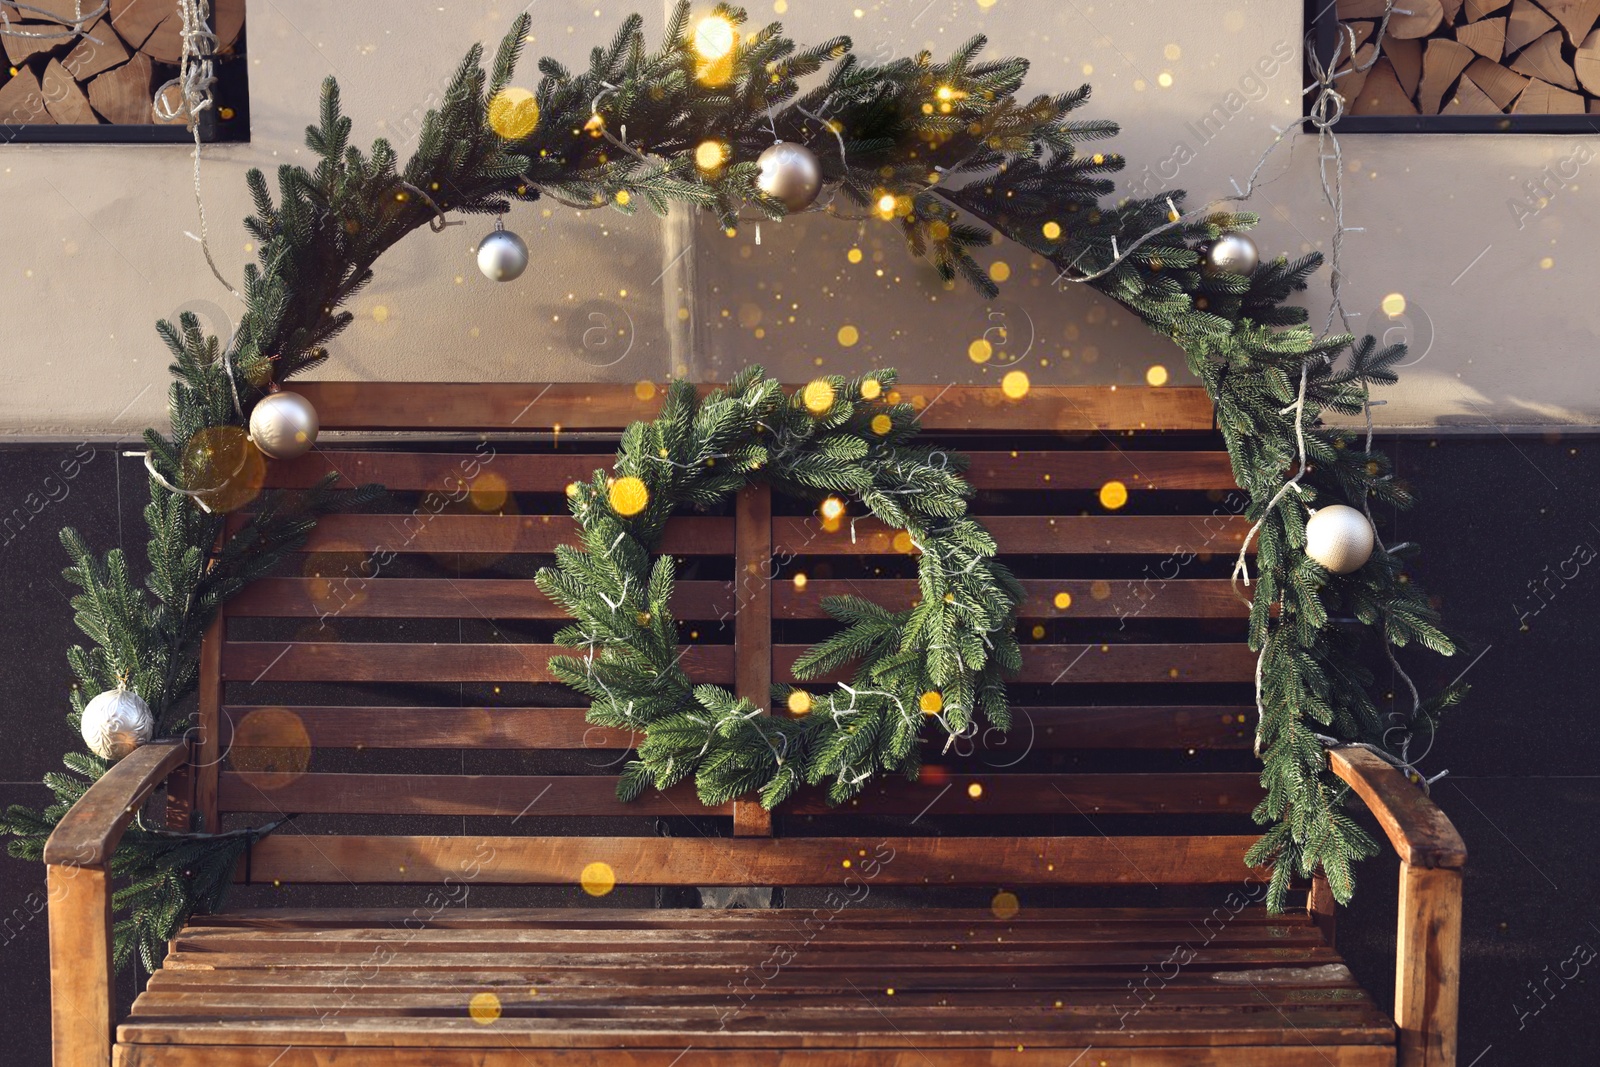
[45,739,187,1067]
[1329,746,1464,1067]
[1329,747,1466,870]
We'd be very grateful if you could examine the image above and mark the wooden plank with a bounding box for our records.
[48,865,114,1067]
[227,577,733,619]
[114,1010,1393,1049]
[218,773,732,817]
[290,383,1214,433]
[796,772,1262,815]
[215,771,1260,818]
[777,642,1258,685]
[262,451,628,492]
[220,642,734,684]
[776,578,1249,620]
[240,834,1264,886]
[986,705,1255,749]
[114,1045,1399,1066]
[218,706,634,750]
[240,512,733,556]
[733,483,774,837]
[1395,864,1461,1067]
[772,515,1252,557]
[941,451,1236,491]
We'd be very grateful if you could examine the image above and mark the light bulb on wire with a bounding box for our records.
[692,15,736,60]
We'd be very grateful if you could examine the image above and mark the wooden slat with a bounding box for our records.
[773,515,1252,556]
[218,707,633,750]
[963,450,1237,490]
[218,773,728,817]
[262,451,621,491]
[43,741,189,868]
[268,449,1239,493]
[777,642,1258,684]
[227,578,733,619]
[220,642,733,684]
[795,772,1261,815]
[292,383,1215,433]
[49,865,115,1067]
[1328,748,1467,869]
[114,1046,1397,1066]
[1395,865,1461,1067]
[733,482,774,837]
[239,513,733,556]
[197,609,223,834]
[240,835,1263,886]
[778,578,1248,619]
[216,772,1260,818]
[214,704,1255,751]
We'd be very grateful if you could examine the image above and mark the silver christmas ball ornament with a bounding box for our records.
[476,222,529,282]
[1304,504,1375,575]
[80,684,154,761]
[756,141,823,213]
[1204,233,1259,276]
[249,388,320,460]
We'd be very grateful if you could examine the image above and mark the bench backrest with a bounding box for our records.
[184,382,1271,894]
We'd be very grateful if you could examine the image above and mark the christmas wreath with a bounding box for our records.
[4,3,1466,971]
[538,368,1021,808]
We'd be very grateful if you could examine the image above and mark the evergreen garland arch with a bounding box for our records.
[2,3,1465,970]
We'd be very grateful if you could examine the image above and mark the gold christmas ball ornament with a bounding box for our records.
[487,87,540,139]
[248,388,320,460]
[80,682,154,761]
[476,221,529,282]
[1304,504,1375,574]
[608,475,650,516]
[1203,233,1259,276]
[756,141,823,213]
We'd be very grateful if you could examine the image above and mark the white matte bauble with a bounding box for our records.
[1304,504,1375,574]
[80,685,154,762]
[476,225,529,281]
[249,389,320,460]
[756,141,823,213]
[1204,233,1259,276]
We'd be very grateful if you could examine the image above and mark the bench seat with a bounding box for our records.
[114,907,1395,1066]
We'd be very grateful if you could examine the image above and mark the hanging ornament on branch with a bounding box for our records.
[1204,233,1259,276]
[477,218,530,281]
[1305,504,1375,574]
[249,385,320,460]
[756,141,822,213]
[80,681,154,762]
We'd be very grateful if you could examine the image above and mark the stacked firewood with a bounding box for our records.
[0,0,242,125]
[1337,0,1600,114]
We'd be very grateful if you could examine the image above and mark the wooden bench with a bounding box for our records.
[45,383,1465,1067]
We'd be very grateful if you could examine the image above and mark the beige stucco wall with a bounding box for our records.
[0,0,1593,437]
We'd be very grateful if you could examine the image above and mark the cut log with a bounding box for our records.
[61,17,130,80]
[1506,0,1558,50]
[1443,0,1468,20]
[1534,0,1600,42]
[1510,29,1581,88]
[1576,27,1600,91]
[86,49,152,123]
[0,67,53,123]
[21,0,106,24]
[1388,36,1425,96]
[1351,57,1420,113]
[1,21,67,65]
[1513,75,1588,109]
[109,0,170,50]
[1457,16,1507,58]
[1466,55,1530,104]
[1389,0,1446,37]
[1444,73,1505,110]
[1464,0,1511,18]
[138,0,245,64]
[41,57,97,123]
[1419,38,1476,112]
